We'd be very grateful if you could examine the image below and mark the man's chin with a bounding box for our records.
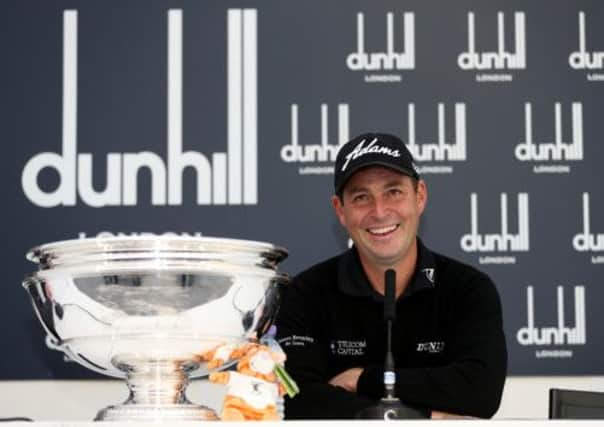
[363,250,403,267]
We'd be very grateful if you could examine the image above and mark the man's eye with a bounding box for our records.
[387,189,403,197]
[352,194,368,203]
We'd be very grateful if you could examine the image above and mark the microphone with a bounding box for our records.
[384,269,396,320]
[356,269,429,419]
[383,269,396,400]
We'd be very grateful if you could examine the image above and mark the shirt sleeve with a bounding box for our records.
[275,276,376,419]
[357,274,507,418]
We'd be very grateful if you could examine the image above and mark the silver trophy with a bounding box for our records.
[23,236,288,421]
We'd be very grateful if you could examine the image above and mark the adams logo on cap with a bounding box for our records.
[341,138,401,171]
[334,132,418,194]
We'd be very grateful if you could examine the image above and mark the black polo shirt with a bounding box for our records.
[275,239,507,419]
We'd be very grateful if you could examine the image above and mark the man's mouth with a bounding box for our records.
[366,224,399,236]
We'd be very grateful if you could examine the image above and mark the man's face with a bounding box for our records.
[332,167,427,268]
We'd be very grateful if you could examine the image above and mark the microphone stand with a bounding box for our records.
[356,269,429,420]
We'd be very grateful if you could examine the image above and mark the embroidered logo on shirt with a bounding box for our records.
[330,339,367,356]
[278,335,314,347]
[422,268,435,284]
[416,341,445,353]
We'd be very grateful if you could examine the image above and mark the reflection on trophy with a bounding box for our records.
[23,236,288,421]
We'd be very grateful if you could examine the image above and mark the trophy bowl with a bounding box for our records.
[23,236,288,421]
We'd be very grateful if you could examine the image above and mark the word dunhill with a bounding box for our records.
[22,9,258,207]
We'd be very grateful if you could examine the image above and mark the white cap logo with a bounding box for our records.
[341,138,401,171]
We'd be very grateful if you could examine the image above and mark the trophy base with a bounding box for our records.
[95,404,219,421]
[94,355,221,421]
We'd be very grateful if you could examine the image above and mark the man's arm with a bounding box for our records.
[330,367,475,419]
[275,278,375,419]
[357,275,507,418]
[328,367,363,392]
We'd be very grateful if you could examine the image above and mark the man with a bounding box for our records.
[275,133,507,419]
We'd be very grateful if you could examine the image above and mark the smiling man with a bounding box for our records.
[276,133,507,419]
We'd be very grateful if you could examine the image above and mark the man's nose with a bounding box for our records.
[371,196,389,218]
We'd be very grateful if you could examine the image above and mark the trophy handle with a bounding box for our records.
[23,275,63,346]
[45,334,64,351]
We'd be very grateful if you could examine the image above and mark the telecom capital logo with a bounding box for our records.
[458,11,526,82]
[569,11,604,82]
[515,103,583,174]
[346,12,414,83]
[22,9,258,208]
[573,193,604,264]
[460,193,529,265]
[517,286,586,359]
[405,103,466,174]
[280,104,349,175]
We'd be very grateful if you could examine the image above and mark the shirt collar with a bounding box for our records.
[337,238,436,300]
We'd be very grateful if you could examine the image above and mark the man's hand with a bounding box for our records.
[431,410,474,419]
[328,367,363,392]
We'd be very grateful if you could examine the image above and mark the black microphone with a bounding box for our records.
[383,269,396,399]
[356,269,429,420]
[384,269,396,321]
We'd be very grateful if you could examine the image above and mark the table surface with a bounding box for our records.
[3,420,604,426]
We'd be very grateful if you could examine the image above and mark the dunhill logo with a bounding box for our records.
[515,103,583,161]
[517,286,586,346]
[406,103,466,162]
[458,12,526,70]
[573,193,604,252]
[22,9,258,207]
[416,341,445,353]
[346,12,415,71]
[569,12,604,69]
[460,193,530,252]
[280,104,349,163]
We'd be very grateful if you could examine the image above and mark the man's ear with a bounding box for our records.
[332,195,346,227]
[417,180,428,214]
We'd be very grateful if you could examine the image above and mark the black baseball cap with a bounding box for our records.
[334,132,419,194]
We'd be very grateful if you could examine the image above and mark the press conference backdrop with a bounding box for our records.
[2,0,603,379]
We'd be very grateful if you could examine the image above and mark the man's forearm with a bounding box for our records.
[357,361,505,418]
[285,381,375,419]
